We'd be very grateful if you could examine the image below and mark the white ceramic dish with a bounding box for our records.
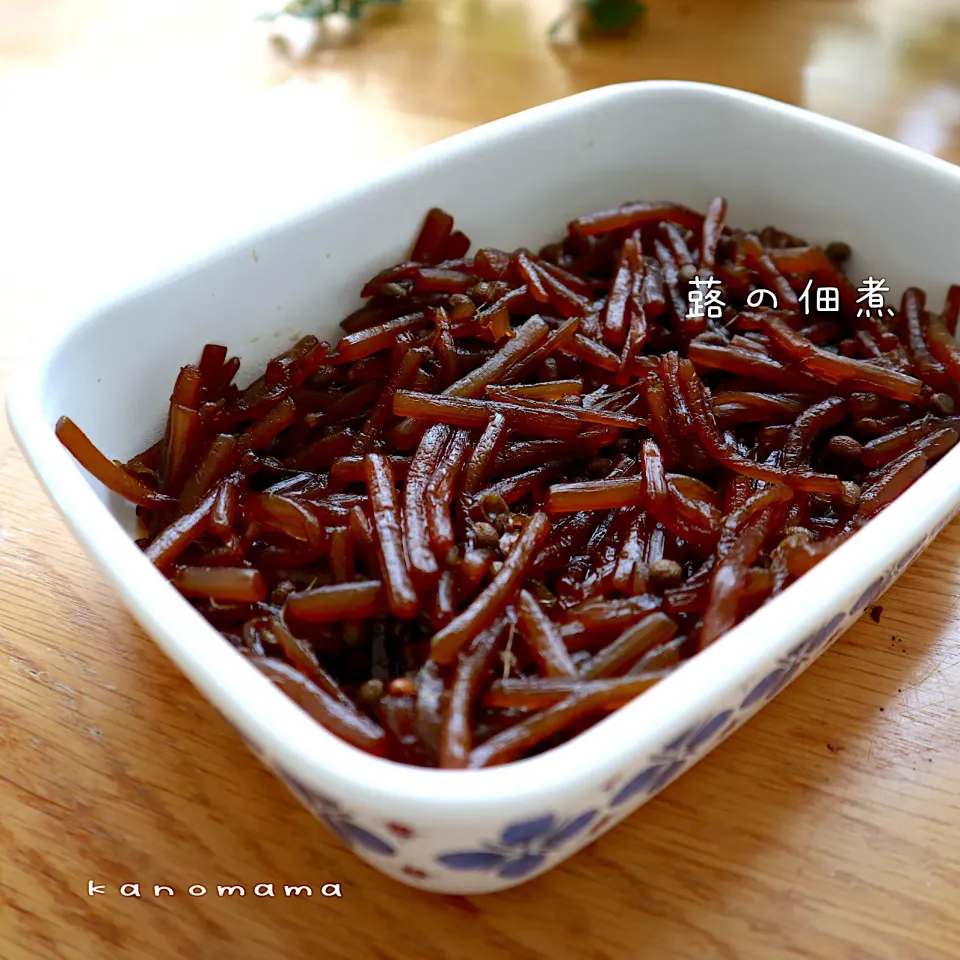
[8,81,960,895]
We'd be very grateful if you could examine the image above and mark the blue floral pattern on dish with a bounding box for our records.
[609,708,736,808]
[436,810,599,878]
[275,770,397,856]
[740,610,846,711]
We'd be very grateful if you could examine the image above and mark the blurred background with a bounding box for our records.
[4,0,960,361]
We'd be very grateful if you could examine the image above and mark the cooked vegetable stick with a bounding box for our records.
[172,566,266,603]
[431,512,550,664]
[468,683,641,768]
[579,612,677,679]
[144,488,218,569]
[393,392,582,438]
[364,453,419,619]
[546,476,645,513]
[699,197,727,277]
[483,673,668,710]
[57,199,960,770]
[329,455,411,490]
[516,589,578,678]
[700,526,766,648]
[55,417,174,508]
[462,412,508,498]
[403,423,449,588]
[762,315,924,402]
[439,615,510,768]
[921,305,960,380]
[252,657,387,756]
[426,428,473,557]
[286,580,387,622]
[570,201,704,238]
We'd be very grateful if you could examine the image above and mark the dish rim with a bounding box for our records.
[8,79,960,817]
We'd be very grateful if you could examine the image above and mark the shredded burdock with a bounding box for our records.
[57,201,960,767]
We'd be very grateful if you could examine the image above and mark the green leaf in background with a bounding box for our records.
[584,0,646,31]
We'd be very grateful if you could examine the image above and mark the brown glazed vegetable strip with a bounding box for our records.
[493,394,643,430]
[426,428,473,557]
[431,569,457,629]
[388,317,551,449]
[603,231,641,349]
[329,455,411,490]
[240,397,298,451]
[483,673,667,710]
[516,252,550,302]
[612,511,644,593]
[699,197,727,277]
[413,659,445,754]
[393,392,582,438]
[660,352,712,470]
[700,526,766,648]
[944,284,960,337]
[857,450,927,519]
[251,657,386,757]
[717,484,794,557]
[172,566,267,603]
[55,417,174,508]
[579,612,677,679]
[198,343,228,390]
[411,207,455,265]
[559,333,621,373]
[516,589,578,678]
[561,593,662,633]
[447,315,550,398]
[900,289,947,385]
[570,201,704,238]
[431,307,458,389]
[481,461,566,505]
[467,684,637,768]
[462,412,508,498]
[178,434,238,510]
[354,344,428,451]
[921,306,960,380]
[336,313,430,363]
[210,478,239,535]
[144,488,218,569]
[502,316,580,383]
[762,315,924,402]
[364,453,419,619]
[439,615,510,768]
[713,392,805,425]
[163,402,202,496]
[546,476,645,513]
[488,380,583,401]
[253,613,356,710]
[687,340,826,391]
[431,512,551,664]
[644,371,682,470]
[782,397,848,468]
[244,493,325,548]
[741,234,800,314]
[641,440,716,550]
[678,358,859,501]
[619,284,648,381]
[286,580,386,622]
[403,423,449,587]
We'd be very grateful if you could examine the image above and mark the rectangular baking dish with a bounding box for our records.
[9,81,960,894]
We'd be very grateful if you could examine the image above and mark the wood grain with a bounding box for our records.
[3,2,960,958]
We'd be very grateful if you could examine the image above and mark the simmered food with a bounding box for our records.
[57,201,960,767]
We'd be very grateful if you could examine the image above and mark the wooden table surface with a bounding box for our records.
[4,2,960,957]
